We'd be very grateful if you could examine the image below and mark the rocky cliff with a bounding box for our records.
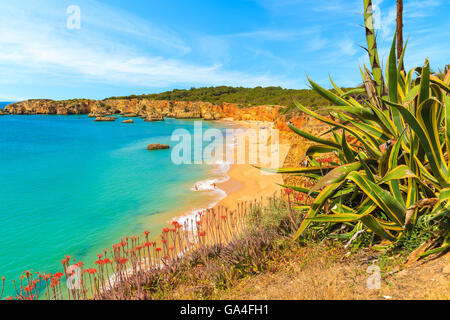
[4,98,286,122]
[4,97,330,143]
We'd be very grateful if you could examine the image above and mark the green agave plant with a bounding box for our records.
[262,0,450,254]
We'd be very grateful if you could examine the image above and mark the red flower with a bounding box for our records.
[116,258,128,265]
[284,188,293,194]
[199,232,206,237]
[23,284,35,293]
[317,157,333,164]
[155,248,162,252]
[84,268,97,275]
[144,230,150,235]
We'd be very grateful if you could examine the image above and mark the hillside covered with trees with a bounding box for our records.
[109,86,346,113]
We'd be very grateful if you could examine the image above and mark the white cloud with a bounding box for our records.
[0,0,295,91]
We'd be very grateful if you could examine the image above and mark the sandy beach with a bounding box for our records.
[213,119,291,211]
[164,118,291,231]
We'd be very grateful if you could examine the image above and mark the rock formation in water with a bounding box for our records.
[122,119,134,124]
[94,117,116,122]
[147,143,170,150]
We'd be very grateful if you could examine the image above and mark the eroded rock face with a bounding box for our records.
[5,99,96,115]
[147,143,170,150]
[3,98,293,128]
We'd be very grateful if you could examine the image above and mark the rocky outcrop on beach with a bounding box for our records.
[147,143,170,150]
[122,119,134,124]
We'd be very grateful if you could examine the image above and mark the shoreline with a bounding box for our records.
[170,119,291,228]
[214,120,290,210]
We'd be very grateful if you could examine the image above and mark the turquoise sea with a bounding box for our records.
[0,104,229,297]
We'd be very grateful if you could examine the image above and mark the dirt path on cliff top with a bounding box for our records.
[215,244,449,300]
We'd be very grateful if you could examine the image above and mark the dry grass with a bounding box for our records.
[212,244,450,300]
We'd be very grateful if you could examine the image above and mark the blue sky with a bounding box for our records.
[0,0,448,101]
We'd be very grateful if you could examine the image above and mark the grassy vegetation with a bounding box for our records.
[107,86,348,115]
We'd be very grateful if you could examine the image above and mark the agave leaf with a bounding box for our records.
[331,204,356,214]
[387,34,404,133]
[341,130,356,163]
[387,34,398,104]
[294,101,382,158]
[308,162,361,196]
[287,122,341,148]
[308,213,363,223]
[347,119,391,141]
[278,184,319,198]
[430,77,450,94]
[256,166,337,175]
[329,75,345,95]
[413,155,440,187]
[387,135,406,207]
[386,100,449,187]
[379,165,417,184]
[417,96,445,169]
[305,145,339,157]
[341,88,367,98]
[365,100,397,136]
[293,183,342,240]
[358,152,376,182]
[444,94,450,172]
[347,171,406,226]
[439,187,450,203]
[307,77,350,106]
[418,59,431,106]
[325,105,376,121]
[360,215,398,241]
[397,39,408,80]
[419,236,450,258]
[376,218,404,231]
[403,85,420,104]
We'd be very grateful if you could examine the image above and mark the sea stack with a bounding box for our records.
[147,143,170,150]
[122,119,134,123]
[94,117,115,122]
